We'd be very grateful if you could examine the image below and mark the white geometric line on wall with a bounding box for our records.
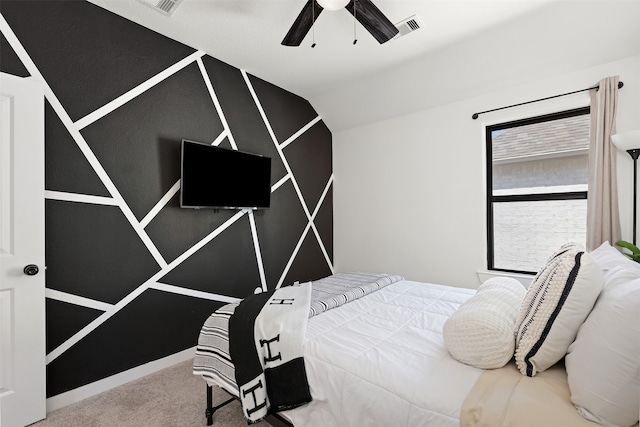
[0,16,168,270]
[0,14,41,77]
[310,175,334,273]
[74,51,206,131]
[197,58,238,150]
[140,179,180,229]
[274,175,334,288]
[64,111,168,269]
[272,174,290,193]
[248,210,268,292]
[45,289,114,312]
[280,116,322,150]
[149,282,241,304]
[46,278,151,364]
[46,209,248,364]
[276,221,312,289]
[311,175,333,220]
[310,219,333,274]
[44,190,119,206]
[212,130,227,147]
[159,208,244,281]
[241,70,312,221]
[140,131,225,231]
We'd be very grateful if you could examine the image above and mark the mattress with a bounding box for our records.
[281,279,482,427]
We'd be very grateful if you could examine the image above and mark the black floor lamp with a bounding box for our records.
[612,130,640,245]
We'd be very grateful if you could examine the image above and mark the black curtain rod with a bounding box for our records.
[471,81,624,120]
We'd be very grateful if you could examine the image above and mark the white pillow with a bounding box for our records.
[590,241,638,272]
[514,243,603,377]
[444,277,526,369]
[566,277,640,427]
[602,263,640,289]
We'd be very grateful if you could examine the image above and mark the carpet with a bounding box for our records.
[30,360,264,427]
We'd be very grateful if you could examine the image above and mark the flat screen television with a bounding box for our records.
[180,140,272,209]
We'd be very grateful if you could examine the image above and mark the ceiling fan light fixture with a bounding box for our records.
[282,0,398,46]
[317,0,350,11]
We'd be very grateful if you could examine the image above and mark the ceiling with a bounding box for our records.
[88,0,640,132]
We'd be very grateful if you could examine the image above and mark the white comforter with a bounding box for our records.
[282,280,483,427]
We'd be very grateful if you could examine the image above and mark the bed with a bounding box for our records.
[193,243,640,427]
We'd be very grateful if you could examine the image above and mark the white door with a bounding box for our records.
[0,73,46,427]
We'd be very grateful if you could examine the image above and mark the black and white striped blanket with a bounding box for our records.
[307,272,403,316]
[193,272,403,421]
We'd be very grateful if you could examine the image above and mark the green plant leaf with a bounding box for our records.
[615,240,640,255]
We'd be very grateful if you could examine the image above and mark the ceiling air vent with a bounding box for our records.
[394,15,423,39]
[135,0,183,16]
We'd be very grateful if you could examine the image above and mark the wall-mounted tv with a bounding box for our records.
[180,140,272,210]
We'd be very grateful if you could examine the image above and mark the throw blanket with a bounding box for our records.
[228,282,312,423]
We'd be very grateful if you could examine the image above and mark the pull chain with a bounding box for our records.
[311,0,317,48]
[353,0,358,45]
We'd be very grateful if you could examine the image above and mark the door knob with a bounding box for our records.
[23,264,39,276]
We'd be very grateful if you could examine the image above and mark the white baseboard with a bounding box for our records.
[46,346,197,412]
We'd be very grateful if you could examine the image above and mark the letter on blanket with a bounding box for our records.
[270,298,295,305]
[242,378,268,417]
[260,335,282,363]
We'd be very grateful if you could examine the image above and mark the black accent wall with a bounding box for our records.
[1,0,332,398]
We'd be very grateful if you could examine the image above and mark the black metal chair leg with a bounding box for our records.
[205,384,237,426]
[206,385,214,426]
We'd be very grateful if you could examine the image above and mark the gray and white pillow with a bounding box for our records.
[514,243,603,377]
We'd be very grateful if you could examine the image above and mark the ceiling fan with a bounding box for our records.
[282,0,399,46]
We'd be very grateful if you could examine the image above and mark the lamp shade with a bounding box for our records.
[317,0,350,11]
[611,130,640,151]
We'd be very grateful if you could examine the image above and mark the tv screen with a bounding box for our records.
[180,140,271,209]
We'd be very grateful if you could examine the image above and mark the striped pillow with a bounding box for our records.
[514,243,603,377]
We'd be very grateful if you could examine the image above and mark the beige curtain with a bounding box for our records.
[586,75,621,250]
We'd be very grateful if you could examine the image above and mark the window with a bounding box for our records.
[486,107,590,274]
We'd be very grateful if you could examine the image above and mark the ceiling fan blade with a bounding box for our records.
[282,0,324,46]
[346,0,399,44]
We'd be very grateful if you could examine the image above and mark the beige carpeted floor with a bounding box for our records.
[30,360,264,427]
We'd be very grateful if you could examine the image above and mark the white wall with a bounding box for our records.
[333,55,640,289]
